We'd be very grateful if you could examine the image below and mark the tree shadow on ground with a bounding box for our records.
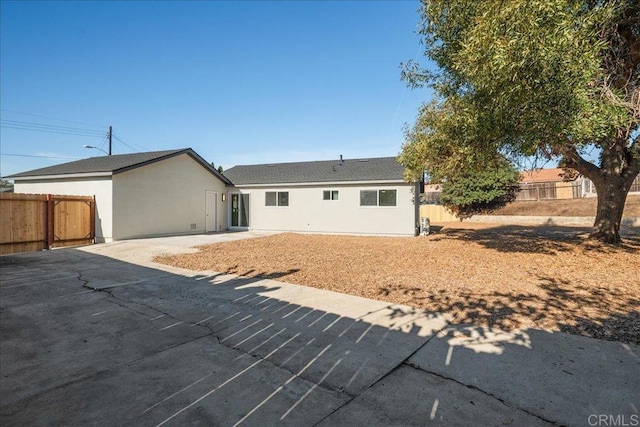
[429,224,640,255]
[219,265,301,281]
[379,274,640,345]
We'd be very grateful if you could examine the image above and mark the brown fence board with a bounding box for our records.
[1,194,47,255]
[419,204,459,223]
[0,193,94,255]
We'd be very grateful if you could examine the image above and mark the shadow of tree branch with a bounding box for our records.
[430,224,640,254]
[377,274,640,344]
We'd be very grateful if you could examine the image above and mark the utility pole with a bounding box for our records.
[108,126,112,155]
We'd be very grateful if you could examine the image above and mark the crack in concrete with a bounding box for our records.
[74,271,351,400]
[311,321,452,426]
[76,271,216,333]
[403,361,559,426]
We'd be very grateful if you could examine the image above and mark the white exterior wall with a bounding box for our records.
[13,177,113,242]
[234,183,415,236]
[112,154,228,240]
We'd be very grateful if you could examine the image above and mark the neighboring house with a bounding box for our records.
[517,168,581,200]
[422,183,442,204]
[518,168,640,199]
[417,166,640,204]
[223,156,419,236]
[7,149,231,242]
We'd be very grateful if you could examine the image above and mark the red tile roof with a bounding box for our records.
[520,168,578,183]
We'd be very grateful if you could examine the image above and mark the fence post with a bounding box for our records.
[46,194,54,249]
[90,196,96,243]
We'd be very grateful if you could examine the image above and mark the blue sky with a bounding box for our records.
[0,1,430,178]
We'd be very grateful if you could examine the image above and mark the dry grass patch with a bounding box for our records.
[156,223,640,344]
[492,194,640,217]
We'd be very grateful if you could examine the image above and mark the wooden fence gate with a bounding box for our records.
[0,193,95,255]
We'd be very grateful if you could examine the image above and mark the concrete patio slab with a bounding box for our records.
[1,233,638,426]
[319,364,551,426]
[408,324,640,426]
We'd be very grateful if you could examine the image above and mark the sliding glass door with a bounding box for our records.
[230,193,249,228]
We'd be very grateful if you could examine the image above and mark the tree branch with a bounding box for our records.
[558,146,601,180]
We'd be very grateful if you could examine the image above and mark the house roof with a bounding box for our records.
[7,148,233,185]
[520,168,578,183]
[223,157,406,186]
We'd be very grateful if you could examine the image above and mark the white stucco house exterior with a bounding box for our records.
[8,149,231,242]
[222,156,419,236]
[7,149,419,240]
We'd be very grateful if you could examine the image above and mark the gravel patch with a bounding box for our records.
[156,223,640,344]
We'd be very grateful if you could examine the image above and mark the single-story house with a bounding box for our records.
[421,167,631,202]
[223,156,419,235]
[7,149,419,241]
[517,168,581,200]
[519,168,640,199]
[423,168,583,202]
[8,149,231,242]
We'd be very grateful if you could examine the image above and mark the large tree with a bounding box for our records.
[399,0,639,243]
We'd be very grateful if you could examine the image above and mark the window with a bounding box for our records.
[265,192,277,206]
[360,190,378,206]
[323,190,339,200]
[379,189,396,206]
[360,189,397,207]
[266,191,289,207]
[278,191,289,206]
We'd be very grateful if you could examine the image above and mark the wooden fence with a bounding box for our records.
[419,204,459,223]
[0,193,95,255]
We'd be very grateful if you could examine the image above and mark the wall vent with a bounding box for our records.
[190,223,197,230]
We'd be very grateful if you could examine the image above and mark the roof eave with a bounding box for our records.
[11,172,113,181]
[111,149,191,175]
[107,148,233,186]
[229,179,408,188]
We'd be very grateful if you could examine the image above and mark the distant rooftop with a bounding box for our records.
[520,168,578,183]
[223,157,406,185]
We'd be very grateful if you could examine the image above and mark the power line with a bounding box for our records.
[0,110,149,154]
[113,134,148,152]
[1,119,106,135]
[0,153,81,159]
[0,125,106,138]
[0,108,106,129]
[97,135,109,153]
[113,136,137,153]
[0,119,107,137]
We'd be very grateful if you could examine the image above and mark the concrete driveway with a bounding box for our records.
[1,232,638,426]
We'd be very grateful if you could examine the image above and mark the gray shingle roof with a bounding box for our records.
[223,157,405,185]
[7,148,233,185]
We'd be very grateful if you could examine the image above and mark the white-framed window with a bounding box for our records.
[359,189,396,207]
[266,191,289,207]
[265,192,277,206]
[379,189,396,206]
[360,190,378,206]
[323,190,339,201]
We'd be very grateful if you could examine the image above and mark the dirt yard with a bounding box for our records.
[492,194,640,217]
[156,223,640,344]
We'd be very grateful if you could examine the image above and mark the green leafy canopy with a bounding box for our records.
[399,0,639,229]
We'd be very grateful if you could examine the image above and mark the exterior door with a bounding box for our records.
[230,193,249,229]
[205,191,217,232]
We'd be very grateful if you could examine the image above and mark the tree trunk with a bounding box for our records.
[561,138,639,245]
[589,174,629,244]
